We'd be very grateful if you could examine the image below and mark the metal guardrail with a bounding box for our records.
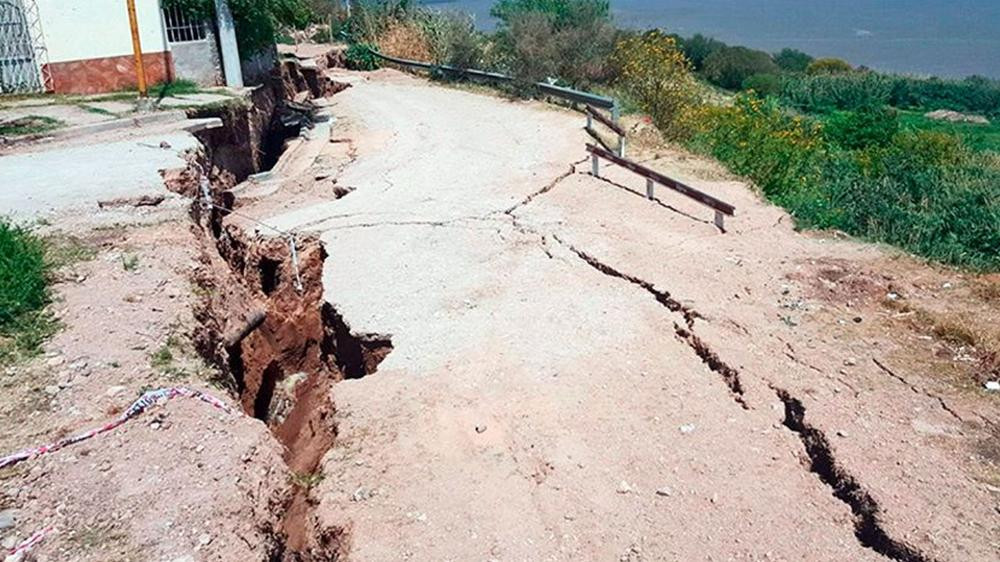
[367,49,618,114]
[587,143,736,231]
[585,104,626,157]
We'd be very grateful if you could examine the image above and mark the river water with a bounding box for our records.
[423,0,1000,79]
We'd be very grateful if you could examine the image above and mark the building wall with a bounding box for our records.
[168,24,223,87]
[35,0,172,93]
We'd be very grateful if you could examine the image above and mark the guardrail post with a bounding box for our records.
[591,154,600,177]
[646,178,654,200]
[611,103,621,122]
[586,112,593,130]
[714,210,725,231]
[619,135,626,158]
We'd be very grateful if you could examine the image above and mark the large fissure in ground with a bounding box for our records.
[164,58,381,561]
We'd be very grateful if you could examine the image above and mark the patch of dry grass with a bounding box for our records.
[378,21,431,62]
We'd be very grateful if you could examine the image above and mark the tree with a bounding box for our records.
[807,57,853,75]
[773,48,813,73]
[742,73,781,96]
[163,0,313,57]
[702,46,779,90]
[678,33,726,71]
[491,0,615,86]
[490,0,610,30]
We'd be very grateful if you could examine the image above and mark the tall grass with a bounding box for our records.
[781,72,1000,117]
[0,219,55,362]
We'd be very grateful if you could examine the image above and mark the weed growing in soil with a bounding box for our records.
[121,253,141,272]
[290,470,325,490]
[0,219,59,364]
[0,115,63,137]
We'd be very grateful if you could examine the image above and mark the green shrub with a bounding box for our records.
[888,75,1000,118]
[807,57,853,75]
[0,220,47,329]
[742,73,782,96]
[691,93,824,197]
[790,137,999,270]
[823,105,899,150]
[702,46,779,90]
[780,72,893,112]
[345,42,380,70]
[677,33,727,71]
[491,0,615,86]
[0,219,57,362]
[773,48,813,73]
[490,0,610,29]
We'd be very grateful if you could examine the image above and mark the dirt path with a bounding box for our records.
[235,69,999,561]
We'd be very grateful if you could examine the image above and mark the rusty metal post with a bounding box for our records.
[125,0,148,97]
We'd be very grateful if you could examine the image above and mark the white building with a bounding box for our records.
[0,0,240,95]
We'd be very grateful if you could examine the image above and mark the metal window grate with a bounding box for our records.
[162,5,207,43]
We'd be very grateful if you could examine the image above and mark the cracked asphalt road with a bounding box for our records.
[263,69,998,561]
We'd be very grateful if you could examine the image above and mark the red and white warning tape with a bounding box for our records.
[0,387,233,559]
[6,527,52,559]
[0,386,232,470]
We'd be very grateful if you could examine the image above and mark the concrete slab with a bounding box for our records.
[0,131,199,220]
[157,93,234,108]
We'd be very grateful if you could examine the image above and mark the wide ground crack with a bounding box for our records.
[548,234,752,409]
[775,388,935,562]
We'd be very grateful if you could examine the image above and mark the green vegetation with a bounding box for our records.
[0,220,57,363]
[162,0,312,57]
[773,48,813,73]
[0,115,63,137]
[150,79,201,99]
[806,57,853,75]
[898,111,1000,153]
[702,46,779,90]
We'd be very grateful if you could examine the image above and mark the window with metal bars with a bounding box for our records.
[162,5,207,43]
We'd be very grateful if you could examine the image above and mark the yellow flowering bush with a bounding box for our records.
[612,31,702,140]
[692,93,824,198]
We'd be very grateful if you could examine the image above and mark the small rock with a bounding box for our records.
[843,358,857,367]
[655,486,672,497]
[0,509,16,530]
[942,282,953,289]
[99,461,112,472]
[984,381,1000,392]
[1,535,16,549]
[43,385,60,396]
[837,430,850,438]
[886,292,900,301]
[475,425,487,434]
[106,386,126,397]
[198,533,212,546]
[70,359,88,371]
[679,423,696,434]
[852,316,863,324]
[616,480,633,494]
[351,487,370,502]
[45,356,65,367]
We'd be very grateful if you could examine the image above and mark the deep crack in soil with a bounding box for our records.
[775,388,934,562]
[164,75,388,560]
[545,231,935,558]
